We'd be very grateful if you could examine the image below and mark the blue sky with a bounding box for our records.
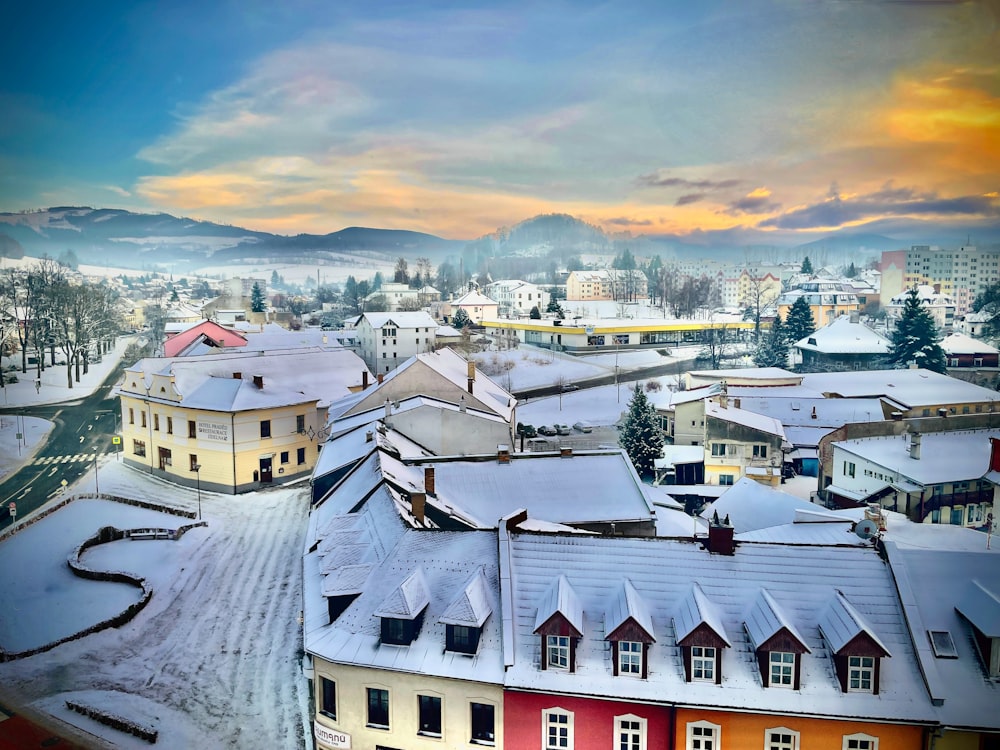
[2,0,998,241]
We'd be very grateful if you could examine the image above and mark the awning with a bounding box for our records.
[891,479,923,493]
[825,484,870,502]
[787,448,818,461]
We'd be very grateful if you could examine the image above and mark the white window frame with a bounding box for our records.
[691,646,716,682]
[618,641,643,675]
[765,726,800,750]
[847,655,875,692]
[769,651,795,687]
[543,708,573,749]
[547,635,570,670]
[686,720,720,750]
[843,733,878,750]
[614,714,647,750]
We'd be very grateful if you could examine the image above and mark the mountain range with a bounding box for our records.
[0,206,993,272]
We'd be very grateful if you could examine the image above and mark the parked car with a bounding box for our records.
[556,424,571,436]
[561,383,579,391]
[573,421,592,433]
[538,425,558,436]
[520,424,537,438]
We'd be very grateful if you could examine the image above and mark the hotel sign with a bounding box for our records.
[197,421,230,442]
[314,723,351,748]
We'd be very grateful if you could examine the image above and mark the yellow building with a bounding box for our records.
[566,269,648,301]
[116,347,369,493]
[777,283,860,328]
[736,270,781,309]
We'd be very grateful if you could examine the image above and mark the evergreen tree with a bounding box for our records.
[452,308,470,328]
[845,261,858,278]
[888,287,947,373]
[250,282,267,313]
[619,384,665,480]
[753,314,789,368]
[784,295,816,343]
[529,305,541,319]
[545,297,564,319]
[801,256,814,275]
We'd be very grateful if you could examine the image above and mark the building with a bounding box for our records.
[162,319,248,358]
[794,313,891,372]
[116,347,369,493]
[367,281,423,312]
[736,270,781,310]
[776,282,861,327]
[941,331,1000,368]
[886,285,956,332]
[485,280,552,317]
[702,395,785,487]
[450,289,499,324]
[878,249,907,302]
[566,270,648,301]
[902,244,1000,315]
[354,311,438,374]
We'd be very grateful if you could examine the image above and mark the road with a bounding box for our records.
[0,363,127,531]
[512,355,701,400]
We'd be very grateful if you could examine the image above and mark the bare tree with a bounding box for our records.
[741,274,779,341]
[699,322,734,369]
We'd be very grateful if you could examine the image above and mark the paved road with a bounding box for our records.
[512,355,700,400]
[0,363,127,530]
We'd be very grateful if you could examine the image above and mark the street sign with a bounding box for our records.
[8,502,15,519]
[112,436,121,445]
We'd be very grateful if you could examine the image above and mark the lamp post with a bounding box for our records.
[193,464,202,520]
[93,450,99,494]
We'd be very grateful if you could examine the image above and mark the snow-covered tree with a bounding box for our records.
[784,295,816,344]
[801,256,814,275]
[452,308,470,328]
[888,287,946,373]
[250,282,267,313]
[753,314,789,368]
[619,384,665,480]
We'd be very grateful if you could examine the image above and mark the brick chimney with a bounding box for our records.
[252,375,264,389]
[377,373,384,384]
[705,511,735,555]
[232,372,242,379]
[467,360,476,394]
[497,444,511,464]
[560,447,573,458]
[410,492,426,524]
[424,466,436,495]
[362,370,369,389]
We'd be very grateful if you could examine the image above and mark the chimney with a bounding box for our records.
[849,310,860,324]
[253,375,264,389]
[459,395,467,413]
[467,360,476,381]
[560,447,573,458]
[811,406,817,420]
[892,411,903,421]
[365,430,374,443]
[990,438,1000,473]
[733,397,740,409]
[937,408,947,418]
[706,511,735,555]
[910,432,922,460]
[362,370,369,389]
[410,492,426,524]
[385,398,391,420]
[233,372,242,379]
[719,393,728,409]
[377,373,384,384]
[322,334,328,344]
[497,444,511,464]
[424,466,436,495]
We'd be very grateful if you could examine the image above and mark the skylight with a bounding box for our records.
[928,630,958,658]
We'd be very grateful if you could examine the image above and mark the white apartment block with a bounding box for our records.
[354,311,439,374]
[904,245,1000,315]
[484,280,551,317]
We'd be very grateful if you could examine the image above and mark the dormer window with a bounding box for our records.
[441,568,492,656]
[769,652,796,687]
[374,567,430,648]
[534,575,583,674]
[745,588,811,690]
[691,646,716,681]
[446,624,481,655]
[674,582,730,685]
[547,635,571,669]
[819,591,890,695]
[605,579,655,679]
[956,579,1000,679]
[618,641,642,675]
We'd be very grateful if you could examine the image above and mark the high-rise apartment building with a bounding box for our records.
[901,245,1000,315]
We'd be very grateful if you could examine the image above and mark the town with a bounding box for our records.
[1,239,999,750]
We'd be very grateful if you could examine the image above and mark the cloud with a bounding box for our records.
[760,184,1000,230]
[605,216,653,227]
[634,172,743,191]
[726,186,781,215]
[675,194,705,206]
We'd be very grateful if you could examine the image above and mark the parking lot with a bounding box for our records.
[520,425,621,452]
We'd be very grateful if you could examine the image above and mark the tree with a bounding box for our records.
[801,256,814,275]
[699,323,733,369]
[753,314,789,368]
[250,282,267,313]
[365,294,389,312]
[618,384,665,480]
[452,308,470,328]
[393,257,409,284]
[529,305,541,319]
[845,261,858,278]
[784,295,816,344]
[887,287,947,373]
[545,297,564,319]
[972,280,1000,341]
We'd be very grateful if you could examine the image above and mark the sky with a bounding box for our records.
[1,0,998,242]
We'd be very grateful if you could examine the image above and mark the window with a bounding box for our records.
[711,443,726,457]
[297,447,306,465]
[547,635,570,669]
[133,439,146,457]
[843,733,878,750]
[692,646,715,681]
[766,727,799,750]
[295,414,306,433]
[366,687,389,728]
[686,720,719,750]
[153,414,160,431]
[770,652,795,687]
[418,695,441,737]
[280,451,289,464]
[260,420,271,438]
[383,617,407,644]
[129,408,135,425]
[618,641,642,675]
[470,702,495,745]
[753,444,767,458]
[848,656,875,691]
[843,461,855,478]
[319,677,336,720]
[189,454,198,471]
[188,420,196,439]
[615,715,646,750]
[447,624,479,654]
[543,709,573,749]
[719,475,734,486]
[166,416,173,434]
[141,411,147,428]
[950,358,960,367]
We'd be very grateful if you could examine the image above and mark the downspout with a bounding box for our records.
[231,411,237,493]
[667,704,676,750]
[146,394,154,474]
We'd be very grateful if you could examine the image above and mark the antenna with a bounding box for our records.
[855,519,877,540]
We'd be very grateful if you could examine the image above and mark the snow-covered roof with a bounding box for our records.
[730,396,885,428]
[356,311,439,329]
[700,477,819,533]
[884,544,1000,730]
[453,289,498,306]
[673,582,730,646]
[374,567,431,619]
[940,331,999,355]
[534,574,584,634]
[504,531,930,720]
[704,400,786,439]
[799,368,1000,409]
[655,445,704,468]
[745,588,810,652]
[818,590,890,655]
[439,567,493,628]
[955,579,1000,638]
[833,429,1000,485]
[794,315,890,354]
[605,579,654,639]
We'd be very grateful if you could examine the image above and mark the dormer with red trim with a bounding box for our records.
[744,588,811,689]
[534,575,584,673]
[818,590,891,694]
[604,579,655,678]
[673,582,731,684]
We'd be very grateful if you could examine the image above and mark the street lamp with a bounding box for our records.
[93,450,99,494]
[192,464,202,520]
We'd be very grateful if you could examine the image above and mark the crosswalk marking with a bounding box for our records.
[31,451,115,466]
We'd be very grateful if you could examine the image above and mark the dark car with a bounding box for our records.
[538,425,558,436]
[518,423,538,438]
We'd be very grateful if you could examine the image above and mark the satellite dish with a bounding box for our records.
[855,519,878,540]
